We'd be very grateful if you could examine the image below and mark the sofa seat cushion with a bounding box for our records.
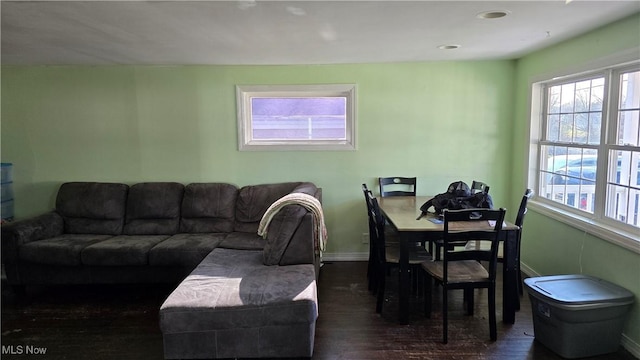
[19,234,113,266]
[218,232,265,250]
[149,233,226,268]
[81,235,169,266]
[159,248,317,359]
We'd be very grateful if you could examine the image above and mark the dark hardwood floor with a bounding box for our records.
[1,262,636,360]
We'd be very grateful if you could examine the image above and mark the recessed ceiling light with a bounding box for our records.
[438,44,461,50]
[476,10,510,19]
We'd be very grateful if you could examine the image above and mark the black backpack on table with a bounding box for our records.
[419,181,493,216]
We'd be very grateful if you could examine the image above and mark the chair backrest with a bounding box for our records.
[379,177,417,197]
[362,184,377,242]
[471,180,490,194]
[442,208,506,283]
[515,189,534,228]
[362,184,372,213]
[367,191,388,265]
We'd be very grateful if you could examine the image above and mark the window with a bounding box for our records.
[532,61,640,246]
[236,84,356,151]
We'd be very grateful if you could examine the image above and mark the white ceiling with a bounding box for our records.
[2,0,639,65]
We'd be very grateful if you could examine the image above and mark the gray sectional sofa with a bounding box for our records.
[1,181,322,359]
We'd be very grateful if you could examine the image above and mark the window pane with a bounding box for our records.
[606,184,640,227]
[574,113,589,143]
[559,114,573,142]
[560,83,575,113]
[547,114,560,141]
[590,78,605,112]
[575,80,591,112]
[540,146,597,214]
[548,86,561,114]
[251,97,346,140]
[588,112,602,145]
[606,150,640,228]
[547,79,604,145]
[618,70,640,146]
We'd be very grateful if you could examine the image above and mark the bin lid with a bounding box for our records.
[524,274,634,306]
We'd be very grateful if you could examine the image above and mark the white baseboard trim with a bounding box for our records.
[520,262,541,278]
[621,334,640,359]
[322,252,368,262]
[521,262,639,358]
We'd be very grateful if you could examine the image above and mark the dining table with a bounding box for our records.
[376,195,521,325]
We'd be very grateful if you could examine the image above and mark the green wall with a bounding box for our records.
[513,13,640,348]
[1,11,639,353]
[1,61,516,257]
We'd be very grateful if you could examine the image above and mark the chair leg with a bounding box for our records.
[518,269,523,295]
[424,274,432,318]
[412,266,418,295]
[488,284,497,341]
[515,264,522,311]
[370,263,378,295]
[464,288,474,315]
[375,270,386,314]
[367,261,374,292]
[442,285,448,344]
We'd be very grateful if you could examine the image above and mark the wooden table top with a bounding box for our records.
[376,196,518,232]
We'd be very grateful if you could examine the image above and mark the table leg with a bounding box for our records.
[398,234,410,325]
[502,229,518,324]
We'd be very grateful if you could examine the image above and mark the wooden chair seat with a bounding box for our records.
[385,244,431,264]
[421,260,489,283]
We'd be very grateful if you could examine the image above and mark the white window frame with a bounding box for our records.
[527,55,640,254]
[236,84,357,151]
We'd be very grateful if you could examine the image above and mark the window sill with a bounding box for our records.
[529,200,640,255]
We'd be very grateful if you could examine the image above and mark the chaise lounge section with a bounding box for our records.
[160,248,317,359]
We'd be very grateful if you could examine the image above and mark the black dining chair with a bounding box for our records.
[464,189,533,301]
[379,177,417,197]
[512,189,534,297]
[421,207,506,343]
[362,184,379,292]
[363,184,402,294]
[377,177,429,292]
[367,191,431,313]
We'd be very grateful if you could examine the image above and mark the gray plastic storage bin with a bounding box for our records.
[524,274,634,359]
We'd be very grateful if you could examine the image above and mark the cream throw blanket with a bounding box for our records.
[258,193,327,256]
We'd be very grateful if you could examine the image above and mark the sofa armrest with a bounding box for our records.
[278,186,323,273]
[279,212,316,267]
[1,211,64,264]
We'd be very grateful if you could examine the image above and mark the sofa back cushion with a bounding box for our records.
[123,182,184,235]
[56,182,129,235]
[234,182,303,233]
[180,183,238,233]
[291,182,319,197]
